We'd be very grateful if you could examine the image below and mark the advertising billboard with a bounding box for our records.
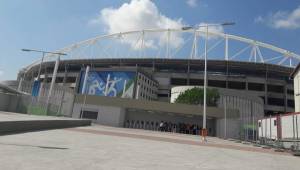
[79,71,136,98]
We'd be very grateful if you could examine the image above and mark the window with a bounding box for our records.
[288,100,294,107]
[157,93,168,97]
[267,84,284,93]
[287,89,294,95]
[274,120,277,126]
[190,79,203,86]
[268,97,284,106]
[248,82,265,91]
[81,110,98,120]
[171,78,187,85]
[55,77,64,83]
[208,80,226,88]
[228,81,246,90]
[66,77,76,83]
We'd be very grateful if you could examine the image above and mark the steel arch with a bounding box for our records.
[23,28,300,72]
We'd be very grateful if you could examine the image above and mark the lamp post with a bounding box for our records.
[21,49,67,88]
[183,22,235,141]
[21,49,67,80]
[203,22,235,141]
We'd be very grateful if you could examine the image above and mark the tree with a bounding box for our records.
[175,87,220,106]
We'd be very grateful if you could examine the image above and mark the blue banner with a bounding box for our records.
[79,71,136,98]
[32,80,41,97]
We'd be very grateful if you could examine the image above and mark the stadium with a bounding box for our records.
[12,28,300,140]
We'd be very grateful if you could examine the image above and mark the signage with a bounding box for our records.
[79,71,136,98]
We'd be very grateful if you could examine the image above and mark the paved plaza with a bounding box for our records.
[0,125,299,170]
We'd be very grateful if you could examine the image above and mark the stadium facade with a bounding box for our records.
[18,58,294,115]
[13,58,294,139]
[11,28,300,139]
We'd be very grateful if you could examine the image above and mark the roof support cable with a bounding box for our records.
[199,38,224,59]
[230,44,252,60]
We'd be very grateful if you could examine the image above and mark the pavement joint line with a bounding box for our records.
[65,128,293,156]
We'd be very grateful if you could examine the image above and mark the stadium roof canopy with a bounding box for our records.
[22,28,300,73]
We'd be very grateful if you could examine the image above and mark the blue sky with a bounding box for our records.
[0,0,300,80]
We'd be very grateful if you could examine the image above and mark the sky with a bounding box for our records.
[0,0,300,80]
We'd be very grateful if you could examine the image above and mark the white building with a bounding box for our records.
[291,64,300,112]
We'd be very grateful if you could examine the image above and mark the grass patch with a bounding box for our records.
[27,106,62,116]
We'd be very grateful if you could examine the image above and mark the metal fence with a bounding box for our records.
[17,81,75,117]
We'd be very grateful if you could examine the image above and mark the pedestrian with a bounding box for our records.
[159,121,164,131]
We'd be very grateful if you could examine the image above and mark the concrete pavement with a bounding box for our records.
[0,125,299,170]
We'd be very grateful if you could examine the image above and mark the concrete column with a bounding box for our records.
[62,64,68,86]
[46,56,60,115]
[284,83,287,113]
[265,67,268,107]
[135,85,140,99]
[226,61,229,88]
[81,66,90,94]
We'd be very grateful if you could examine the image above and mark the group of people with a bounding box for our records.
[159,121,202,135]
[125,120,206,135]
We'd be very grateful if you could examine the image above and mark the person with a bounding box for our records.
[105,75,122,96]
[88,80,105,95]
[172,124,177,133]
[193,124,197,135]
[186,123,190,134]
[179,123,183,133]
[155,122,159,131]
[159,121,164,131]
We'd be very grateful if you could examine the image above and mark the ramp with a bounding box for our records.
[0,111,91,135]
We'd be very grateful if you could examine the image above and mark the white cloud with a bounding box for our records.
[90,0,184,49]
[186,0,198,8]
[197,23,224,33]
[255,6,300,29]
[196,22,224,39]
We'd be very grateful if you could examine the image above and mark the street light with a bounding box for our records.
[202,22,235,141]
[21,49,67,81]
[182,22,235,141]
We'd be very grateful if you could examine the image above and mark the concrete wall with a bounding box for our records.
[0,93,33,114]
[72,103,125,127]
[0,93,11,111]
